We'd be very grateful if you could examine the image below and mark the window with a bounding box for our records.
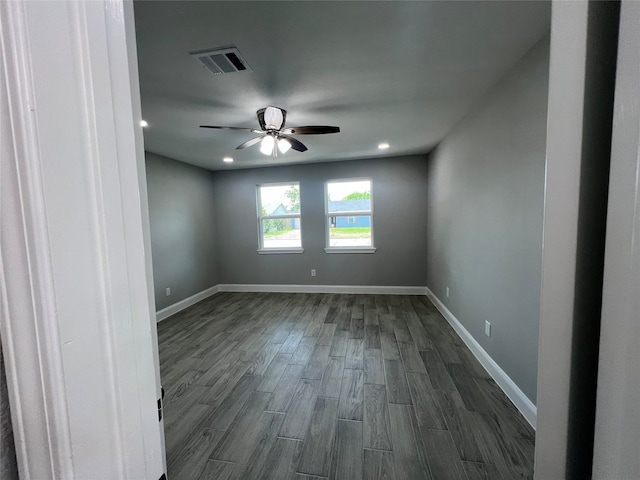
[257,182,302,253]
[325,179,375,253]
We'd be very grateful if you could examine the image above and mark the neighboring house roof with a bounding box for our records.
[328,199,371,212]
[263,203,288,215]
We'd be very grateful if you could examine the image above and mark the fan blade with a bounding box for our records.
[280,135,308,152]
[200,125,262,133]
[257,106,287,130]
[281,126,340,135]
[236,136,265,150]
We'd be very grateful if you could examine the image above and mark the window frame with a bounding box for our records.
[256,181,303,254]
[324,177,376,254]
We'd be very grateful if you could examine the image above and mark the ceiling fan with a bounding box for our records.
[200,106,340,156]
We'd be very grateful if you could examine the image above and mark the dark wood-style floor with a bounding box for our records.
[158,292,534,480]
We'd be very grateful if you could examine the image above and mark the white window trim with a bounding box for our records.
[325,178,375,253]
[324,247,377,254]
[256,182,302,252]
[258,248,304,255]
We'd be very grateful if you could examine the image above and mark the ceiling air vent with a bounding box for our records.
[190,46,252,76]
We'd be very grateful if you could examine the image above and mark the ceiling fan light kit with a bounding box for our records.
[201,105,340,158]
[278,138,292,154]
[259,135,275,155]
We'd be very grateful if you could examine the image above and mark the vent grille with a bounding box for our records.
[190,46,252,76]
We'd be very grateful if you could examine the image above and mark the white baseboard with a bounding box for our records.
[154,283,535,426]
[155,284,427,322]
[217,284,428,295]
[426,288,537,429]
[156,285,220,322]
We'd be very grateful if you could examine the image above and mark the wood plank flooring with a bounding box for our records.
[158,292,535,479]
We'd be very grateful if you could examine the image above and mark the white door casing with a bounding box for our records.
[0,1,165,478]
[535,2,589,475]
[593,2,640,478]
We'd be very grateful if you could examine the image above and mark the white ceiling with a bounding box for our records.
[134,1,550,171]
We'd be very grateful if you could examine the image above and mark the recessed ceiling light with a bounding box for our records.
[223,157,234,163]
[378,142,390,149]
[140,120,148,127]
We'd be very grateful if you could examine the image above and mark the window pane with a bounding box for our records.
[327,180,371,213]
[329,216,371,247]
[259,184,300,215]
[262,218,301,249]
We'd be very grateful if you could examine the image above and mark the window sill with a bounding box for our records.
[257,248,304,255]
[324,247,377,254]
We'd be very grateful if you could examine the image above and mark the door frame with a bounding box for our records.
[536,1,621,478]
[3,0,633,478]
[0,1,165,478]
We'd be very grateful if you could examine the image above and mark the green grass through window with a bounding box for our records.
[264,227,294,238]
[330,227,371,238]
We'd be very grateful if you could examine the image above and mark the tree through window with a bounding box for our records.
[257,183,302,251]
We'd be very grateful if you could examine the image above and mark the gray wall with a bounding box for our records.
[1,339,18,480]
[426,38,549,402]
[212,156,428,286]
[145,152,218,310]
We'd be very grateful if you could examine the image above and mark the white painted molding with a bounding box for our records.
[593,3,640,476]
[122,0,167,468]
[156,285,221,322]
[1,1,165,477]
[156,284,428,321]
[324,247,377,254]
[426,288,537,429]
[257,248,304,255]
[0,2,73,477]
[218,284,428,295]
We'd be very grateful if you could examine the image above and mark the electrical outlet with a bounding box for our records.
[485,320,491,337]
[311,269,317,277]
[446,287,450,298]
[166,287,171,297]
